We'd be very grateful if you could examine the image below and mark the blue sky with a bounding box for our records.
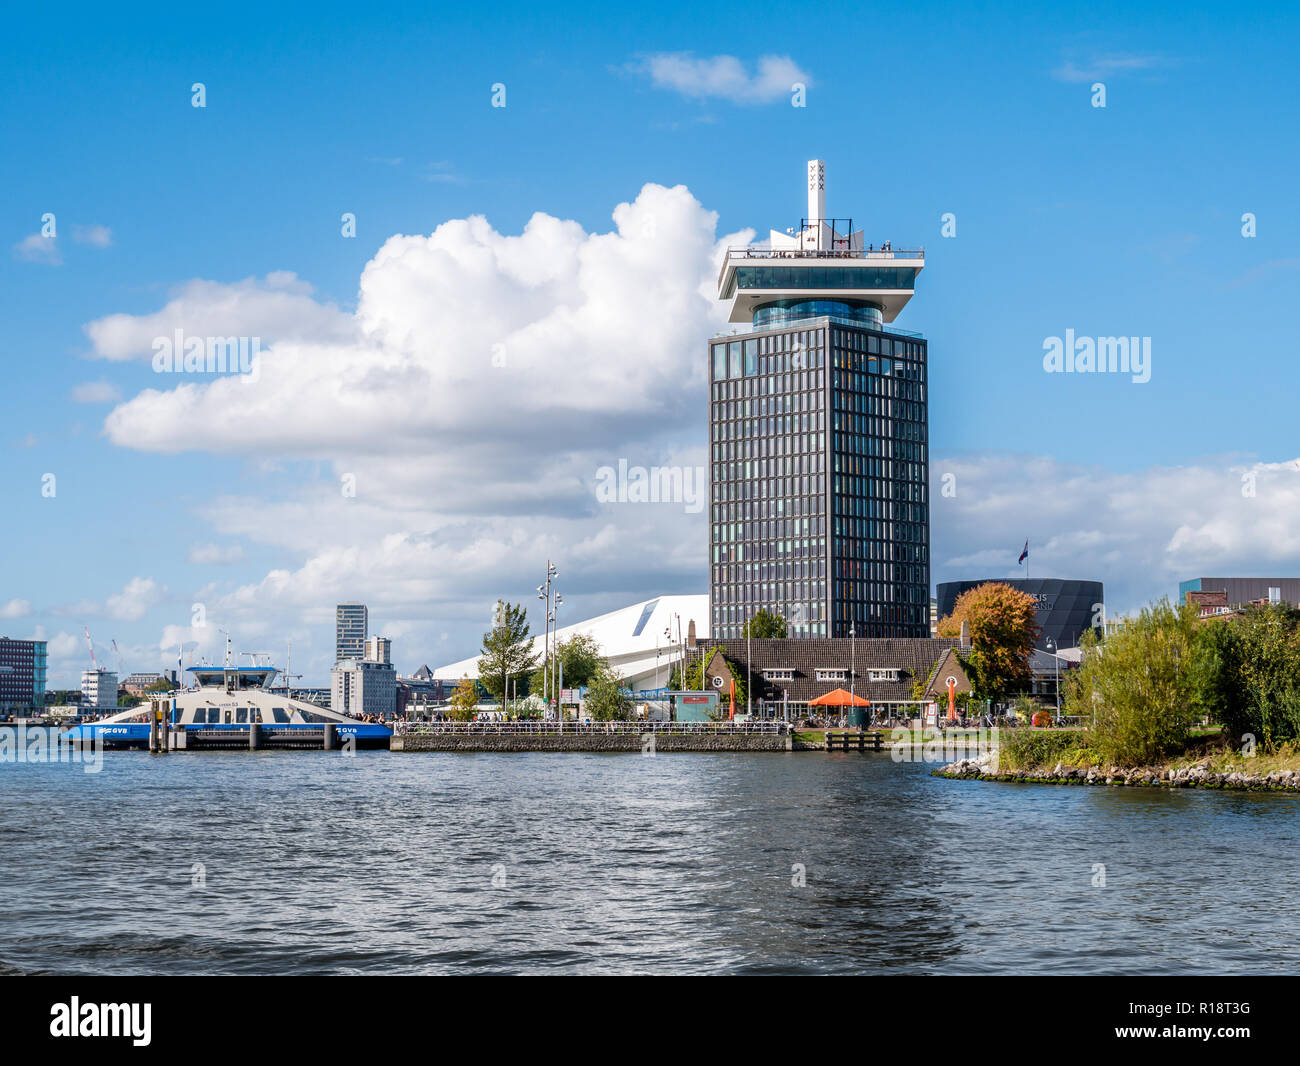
[3,1,1298,685]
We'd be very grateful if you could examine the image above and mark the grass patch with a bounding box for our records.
[993,726,1300,776]
[1170,740,1300,776]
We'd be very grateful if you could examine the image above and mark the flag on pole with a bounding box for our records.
[1018,539,1029,565]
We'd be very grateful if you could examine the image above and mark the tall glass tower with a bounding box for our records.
[335,602,368,663]
[709,160,929,639]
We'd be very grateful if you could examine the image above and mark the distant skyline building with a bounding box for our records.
[709,159,929,640]
[121,670,178,695]
[0,637,47,711]
[335,602,368,663]
[80,667,118,712]
[364,635,391,665]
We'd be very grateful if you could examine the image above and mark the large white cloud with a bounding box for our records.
[99,185,745,515]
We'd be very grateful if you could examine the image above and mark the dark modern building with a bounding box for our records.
[935,578,1104,651]
[709,159,929,640]
[1179,577,1300,609]
[0,637,48,712]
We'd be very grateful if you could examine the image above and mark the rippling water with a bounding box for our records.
[1,744,1296,974]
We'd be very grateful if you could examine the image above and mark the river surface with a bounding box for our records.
[1,743,1296,974]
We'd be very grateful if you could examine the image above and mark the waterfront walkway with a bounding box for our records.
[391,720,790,752]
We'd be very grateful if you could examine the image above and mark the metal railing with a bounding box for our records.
[723,247,924,261]
[397,720,786,736]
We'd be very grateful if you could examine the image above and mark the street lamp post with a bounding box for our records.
[746,626,752,720]
[537,560,558,728]
[1046,637,1061,720]
[664,613,681,688]
[552,592,563,728]
[849,622,856,729]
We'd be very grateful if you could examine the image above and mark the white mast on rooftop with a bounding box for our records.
[807,159,825,250]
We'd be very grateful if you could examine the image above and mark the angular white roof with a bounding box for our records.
[432,594,709,690]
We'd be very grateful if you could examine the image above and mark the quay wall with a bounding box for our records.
[391,733,791,753]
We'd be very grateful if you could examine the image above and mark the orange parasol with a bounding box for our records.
[807,688,871,707]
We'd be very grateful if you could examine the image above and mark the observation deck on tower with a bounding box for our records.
[717,159,924,328]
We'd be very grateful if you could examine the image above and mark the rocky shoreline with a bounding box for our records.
[936,753,1300,791]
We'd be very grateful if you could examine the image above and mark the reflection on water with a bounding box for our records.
[0,749,1295,974]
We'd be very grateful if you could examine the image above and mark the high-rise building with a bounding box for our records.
[0,637,47,711]
[80,668,118,712]
[364,635,391,664]
[709,159,930,640]
[331,658,397,719]
[335,602,368,663]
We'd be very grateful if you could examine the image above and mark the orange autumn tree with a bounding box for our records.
[937,582,1040,701]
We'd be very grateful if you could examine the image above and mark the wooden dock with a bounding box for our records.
[824,730,885,752]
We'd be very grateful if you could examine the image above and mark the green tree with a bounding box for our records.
[448,676,480,721]
[937,582,1039,700]
[527,633,604,698]
[584,665,631,721]
[668,658,703,690]
[668,649,745,706]
[1198,605,1300,752]
[476,600,539,704]
[742,609,787,639]
[1065,599,1204,766]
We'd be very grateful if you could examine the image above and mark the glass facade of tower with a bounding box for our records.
[828,325,930,637]
[709,319,929,640]
[335,602,368,664]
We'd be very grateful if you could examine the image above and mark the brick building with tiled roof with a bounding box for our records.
[694,636,968,717]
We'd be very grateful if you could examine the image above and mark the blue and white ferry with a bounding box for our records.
[60,663,392,750]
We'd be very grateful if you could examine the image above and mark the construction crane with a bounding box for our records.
[83,627,97,669]
[111,639,123,677]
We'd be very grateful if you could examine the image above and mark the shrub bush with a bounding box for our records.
[997,729,1092,771]
[1064,600,1203,766]
[1198,605,1300,752]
